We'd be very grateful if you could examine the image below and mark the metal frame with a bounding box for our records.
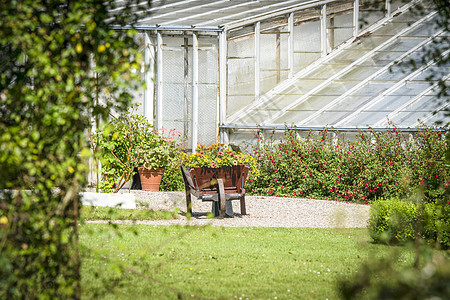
[255,22,261,100]
[226,0,419,125]
[353,0,359,36]
[156,30,163,129]
[334,48,450,127]
[321,4,328,56]
[133,0,442,150]
[218,124,445,132]
[375,73,450,127]
[288,12,295,79]
[192,31,199,152]
[416,101,450,126]
[219,31,228,143]
[137,0,231,25]
[297,27,445,126]
[143,31,154,122]
[260,10,438,126]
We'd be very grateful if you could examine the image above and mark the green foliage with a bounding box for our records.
[93,113,183,192]
[0,0,149,298]
[160,166,185,191]
[339,250,450,300]
[369,199,417,244]
[369,198,450,248]
[246,125,448,203]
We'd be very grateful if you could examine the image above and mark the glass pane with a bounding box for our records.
[373,21,411,36]
[314,81,357,96]
[198,84,218,144]
[331,12,353,49]
[340,66,384,81]
[228,58,255,95]
[405,95,443,111]
[308,63,349,79]
[240,110,278,125]
[344,111,390,127]
[326,95,372,111]
[332,49,372,65]
[390,82,431,96]
[290,95,338,111]
[293,20,321,52]
[227,95,254,117]
[314,111,353,126]
[382,36,428,52]
[392,111,436,127]
[360,0,386,31]
[259,93,304,111]
[369,95,412,111]
[352,82,392,96]
[273,110,316,125]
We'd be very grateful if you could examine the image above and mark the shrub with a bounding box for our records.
[369,198,450,248]
[246,125,448,203]
[339,251,450,300]
[423,202,450,248]
[369,199,417,244]
[160,166,184,191]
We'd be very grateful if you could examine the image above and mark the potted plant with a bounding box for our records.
[93,113,182,192]
[135,128,182,191]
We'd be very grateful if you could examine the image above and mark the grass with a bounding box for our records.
[80,224,416,299]
[81,206,178,221]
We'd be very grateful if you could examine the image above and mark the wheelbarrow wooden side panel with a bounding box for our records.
[180,165,249,217]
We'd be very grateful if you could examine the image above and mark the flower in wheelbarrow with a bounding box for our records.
[182,142,257,174]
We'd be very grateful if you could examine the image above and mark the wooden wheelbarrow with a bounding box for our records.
[180,165,250,218]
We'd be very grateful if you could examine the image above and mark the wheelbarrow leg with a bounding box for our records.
[217,178,226,218]
[240,192,247,215]
[185,188,192,216]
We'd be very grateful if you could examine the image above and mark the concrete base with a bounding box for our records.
[80,192,136,209]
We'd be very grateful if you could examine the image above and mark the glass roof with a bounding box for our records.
[113,0,315,30]
[228,6,449,129]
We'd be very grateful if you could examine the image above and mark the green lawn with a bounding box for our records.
[81,206,178,221]
[80,224,416,299]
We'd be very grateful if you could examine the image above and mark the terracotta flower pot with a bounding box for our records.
[137,167,165,191]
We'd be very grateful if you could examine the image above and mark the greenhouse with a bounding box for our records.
[117,0,449,150]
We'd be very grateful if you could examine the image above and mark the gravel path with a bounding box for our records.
[88,191,370,228]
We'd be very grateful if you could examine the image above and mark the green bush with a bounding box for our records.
[339,251,450,300]
[160,166,184,191]
[246,126,448,203]
[423,202,450,248]
[369,199,417,244]
[369,198,450,248]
